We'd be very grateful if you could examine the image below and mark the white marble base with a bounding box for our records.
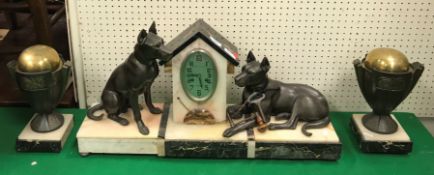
[16,114,73,152]
[351,114,412,154]
[352,114,410,141]
[76,104,164,156]
[165,113,248,141]
[76,103,342,159]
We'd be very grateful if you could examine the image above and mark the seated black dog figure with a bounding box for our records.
[87,22,171,135]
[224,51,330,137]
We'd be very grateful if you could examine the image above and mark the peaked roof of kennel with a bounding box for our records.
[165,19,239,66]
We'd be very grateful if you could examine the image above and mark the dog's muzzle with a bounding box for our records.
[158,46,173,65]
[234,74,246,87]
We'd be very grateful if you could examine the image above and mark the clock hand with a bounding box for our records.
[198,75,203,88]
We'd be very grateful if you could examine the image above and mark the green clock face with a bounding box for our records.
[181,50,218,102]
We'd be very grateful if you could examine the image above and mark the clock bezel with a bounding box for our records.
[180,49,218,103]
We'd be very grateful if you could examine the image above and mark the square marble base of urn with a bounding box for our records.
[16,114,74,153]
[350,114,412,154]
[76,103,168,156]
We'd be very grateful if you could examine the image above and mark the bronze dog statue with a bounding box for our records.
[87,22,171,135]
[224,51,330,137]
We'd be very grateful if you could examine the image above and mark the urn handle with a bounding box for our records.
[56,60,72,103]
[409,62,424,92]
[6,60,17,81]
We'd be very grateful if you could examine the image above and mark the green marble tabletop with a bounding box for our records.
[0,107,433,175]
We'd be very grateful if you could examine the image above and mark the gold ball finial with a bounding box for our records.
[364,48,410,73]
[17,45,62,72]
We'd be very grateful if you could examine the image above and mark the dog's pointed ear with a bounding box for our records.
[260,57,270,72]
[246,51,256,63]
[149,21,157,34]
[137,29,147,43]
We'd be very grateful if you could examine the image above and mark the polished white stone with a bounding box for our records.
[76,104,163,155]
[18,114,73,148]
[165,106,248,141]
[353,114,411,142]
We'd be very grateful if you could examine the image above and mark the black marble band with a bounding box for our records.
[165,140,248,159]
[158,103,170,139]
[16,139,62,153]
[255,142,342,160]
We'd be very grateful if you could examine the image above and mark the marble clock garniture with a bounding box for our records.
[8,45,73,152]
[352,48,424,154]
[86,22,171,135]
[225,51,331,137]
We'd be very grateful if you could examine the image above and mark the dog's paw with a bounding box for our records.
[223,128,236,138]
[118,119,130,126]
[227,105,242,119]
[137,122,149,135]
[149,107,163,114]
[108,115,129,126]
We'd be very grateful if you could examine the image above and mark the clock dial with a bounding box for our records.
[181,50,218,102]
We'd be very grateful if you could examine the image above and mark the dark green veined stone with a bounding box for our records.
[180,50,217,102]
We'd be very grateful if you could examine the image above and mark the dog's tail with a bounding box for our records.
[301,116,330,137]
[87,103,104,121]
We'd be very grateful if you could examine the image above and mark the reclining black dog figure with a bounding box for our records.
[87,22,172,135]
[224,51,330,137]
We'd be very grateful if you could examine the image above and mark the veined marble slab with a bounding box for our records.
[163,106,249,158]
[253,118,341,160]
[352,114,410,142]
[351,114,412,154]
[76,104,342,160]
[16,114,73,152]
[77,103,166,156]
